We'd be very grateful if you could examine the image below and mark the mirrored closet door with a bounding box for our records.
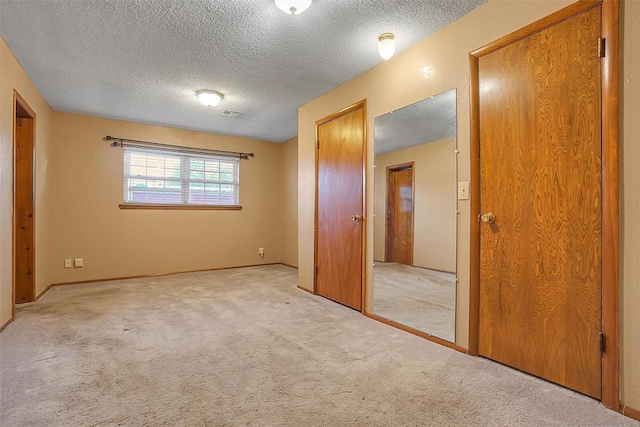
[372,89,458,343]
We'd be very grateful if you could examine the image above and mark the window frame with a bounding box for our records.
[120,146,242,210]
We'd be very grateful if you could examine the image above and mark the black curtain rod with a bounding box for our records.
[105,136,255,160]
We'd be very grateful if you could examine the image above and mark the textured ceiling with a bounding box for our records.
[0,0,485,142]
[374,88,456,155]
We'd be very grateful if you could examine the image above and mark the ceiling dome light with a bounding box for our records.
[378,33,396,60]
[196,90,223,107]
[274,0,312,15]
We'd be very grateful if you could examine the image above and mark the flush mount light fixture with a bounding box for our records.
[378,33,396,60]
[274,0,312,15]
[196,89,223,107]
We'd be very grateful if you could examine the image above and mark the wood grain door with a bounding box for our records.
[15,117,35,303]
[478,7,602,398]
[316,104,365,310]
[386,165,414,265]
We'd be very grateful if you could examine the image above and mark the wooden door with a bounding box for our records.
[15,116,35,303]
[478,7,602,398]
[386,165,414,265]
[316,103,365,310]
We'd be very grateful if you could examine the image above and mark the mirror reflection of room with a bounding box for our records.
[373,89,457,343]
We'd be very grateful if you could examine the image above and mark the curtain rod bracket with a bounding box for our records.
[105,135,122,147]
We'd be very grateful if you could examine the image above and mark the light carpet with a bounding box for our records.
[0,265,636,426]
[373,262,456,342]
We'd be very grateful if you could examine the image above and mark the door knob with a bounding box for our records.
[480,212,496,224]
[351,215,363,222]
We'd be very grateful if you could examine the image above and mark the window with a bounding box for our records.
[123,146,239,207]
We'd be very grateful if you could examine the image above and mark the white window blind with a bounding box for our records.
[123,146,239,206]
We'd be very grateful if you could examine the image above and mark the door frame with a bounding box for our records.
[313,99,368,313]
[468,0,620,409]
[12,90,37,315]
[385,162,415,265]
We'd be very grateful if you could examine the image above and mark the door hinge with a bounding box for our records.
[599,332,605,353]
[477,214,482,223]
[597,37,605,58]
[315,265,318,275]
[316,140,320,149]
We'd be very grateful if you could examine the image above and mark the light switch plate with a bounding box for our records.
[458,182,470,200]
[64,259,72,269]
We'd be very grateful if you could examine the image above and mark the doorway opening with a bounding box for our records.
[13,91,36,311]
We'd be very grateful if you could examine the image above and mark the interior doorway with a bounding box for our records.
[13,91,36,308]
[469,0,620,408]
[385,163,414,265]
[315,101,366,311]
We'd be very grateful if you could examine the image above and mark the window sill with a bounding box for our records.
[119,204,242,211]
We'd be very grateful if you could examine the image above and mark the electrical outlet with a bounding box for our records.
[74,258,84,268]
[258,248,264,257]
[64,259,72,269]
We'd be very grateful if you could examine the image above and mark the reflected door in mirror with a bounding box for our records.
[386,164,414,266]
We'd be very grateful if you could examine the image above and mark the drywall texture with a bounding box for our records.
[51,113,283,283]
[622,0,640,411]
[374,138,456,273]
[0,0,486,143]
[0,37,53,327]
[280,137,298,268]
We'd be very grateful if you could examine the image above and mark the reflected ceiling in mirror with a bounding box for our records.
[374,89,456,155]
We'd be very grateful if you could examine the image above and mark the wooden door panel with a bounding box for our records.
[386,167,413,265]
[316,106,364,310]
[479,7,602,398]
[15,117,35,303]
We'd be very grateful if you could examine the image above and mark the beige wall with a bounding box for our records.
[280,136,298,268]
[298,0,640,409]
[0,37,53,327]
[622,0,640,411]
[374,138,456,273]
[51,112,284,283]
